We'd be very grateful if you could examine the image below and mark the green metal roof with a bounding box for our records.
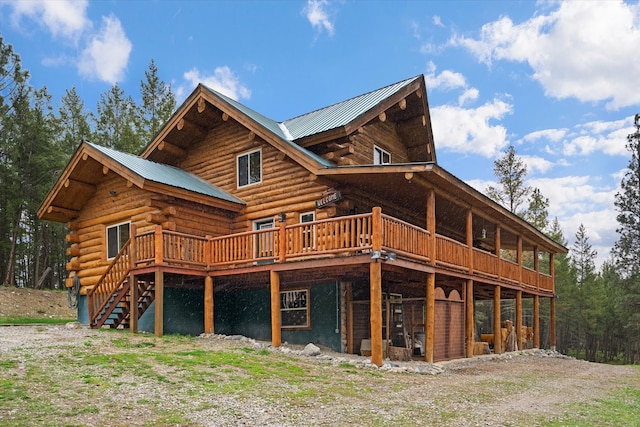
[282,76,420,140]
[201,76,421,168]
[88,142,244,205]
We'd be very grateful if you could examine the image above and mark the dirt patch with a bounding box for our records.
[0,286,75,320]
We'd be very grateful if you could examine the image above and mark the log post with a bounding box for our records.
[493,285,502,354]
[278,216,287,262]
[465,279,474,358]
[129,273,138,334]
[270,270,281,347]
[550,296,556,350]
[130,223,137,269]
[466,210,473,273]
[204,276,214,334]
[369,261,383,367]
[517,236,523,285]
[427,189,436,266]
[154,224,163,265]
[533,295,540,349]
[371,207,382,252]
[516,290,523,350]
[154,270,163,337]
[495,225,501,280]
[425,272,436,363]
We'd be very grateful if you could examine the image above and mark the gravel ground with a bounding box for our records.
[1,323,638,426]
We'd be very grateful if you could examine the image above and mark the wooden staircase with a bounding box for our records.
[91,279,155,329]
[87,239,155,329]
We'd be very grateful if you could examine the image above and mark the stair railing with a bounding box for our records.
[87,239,132,326]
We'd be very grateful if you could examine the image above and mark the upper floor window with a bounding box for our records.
[237,149,262,187]
[374,145,391,165]
[107,221,130,259]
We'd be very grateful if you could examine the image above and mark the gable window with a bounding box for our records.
[280,289,309,329]
[106,222,130,259]
[374,145,391,165]
[237,149,262,187]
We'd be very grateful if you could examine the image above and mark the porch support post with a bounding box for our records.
[466,210,473,272]
[204,276,214,334]
[270,270,281,347]
[129,272,138,334]
[495,225,502,280]
[427,190,436,266]
[515,290,523,350]
[493,285,502,354]
[425,272,436,363]
[465,279,474,358]
[533,295,540,348]
[550,296,556,350]
[154,270,163,337]
[369,261,383,367]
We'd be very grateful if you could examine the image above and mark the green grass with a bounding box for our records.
[0,316,75,325]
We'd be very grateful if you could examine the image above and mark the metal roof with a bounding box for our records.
[88,142,244,205]
[282,76,420,140]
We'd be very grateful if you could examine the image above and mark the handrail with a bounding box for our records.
[435,234,469,268]
[381,215,430,260]
[208,227,278,266]
[87,239,131,324]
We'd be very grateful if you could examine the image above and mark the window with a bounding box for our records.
[374,146,391,165]
[237,149,262,187]
[106,222,130,259]
[300,211,315,251]
[280,289,309,328]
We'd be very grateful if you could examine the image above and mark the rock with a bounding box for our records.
[302,343,321,356]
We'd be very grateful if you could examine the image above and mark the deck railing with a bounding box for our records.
[122,210,554,293]
[87,239,131,324]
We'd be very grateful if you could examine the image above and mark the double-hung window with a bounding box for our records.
[373,145,391,165]
[237,149,262,187]
[106,222,130,259]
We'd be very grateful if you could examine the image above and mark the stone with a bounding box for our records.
[302,343,321,356]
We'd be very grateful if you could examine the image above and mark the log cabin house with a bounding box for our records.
[38,75,566,365]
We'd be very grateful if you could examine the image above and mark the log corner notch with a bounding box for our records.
[158,141,187,160]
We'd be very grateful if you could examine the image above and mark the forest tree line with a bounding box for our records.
[1,37,639,363]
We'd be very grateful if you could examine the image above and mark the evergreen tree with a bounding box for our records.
[138,59,175,146]
[486,144,532,215]
[612,113,640,363]
[94,83,139,153]
[58,86,92,155]
[524,188,550,232]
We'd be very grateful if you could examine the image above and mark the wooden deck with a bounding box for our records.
[121,207,553,292]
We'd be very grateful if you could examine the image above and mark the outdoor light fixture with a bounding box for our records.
[277,213,286,223]
[109,190,117,196]
[370,250,396,261]
[482,228,487,239]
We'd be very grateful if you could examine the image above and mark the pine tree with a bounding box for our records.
[138,59,175,146]
[58,86,92,155]
[94,83,139,153]
[612,113,640,363]
[486,144,532,215]
[524,188,550,232]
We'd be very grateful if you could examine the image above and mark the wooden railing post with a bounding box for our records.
[371,207,382,252]
[130,223,137,269]
[533,246,540,290]
[495,225,501,280]
[466,209,473,273]
[427,190,436,265]
[517,236,523,286]
[549,252,555,293]
[154,224,163,265]
[277,216,287,262]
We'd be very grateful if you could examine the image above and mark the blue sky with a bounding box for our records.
[2,0,639,267]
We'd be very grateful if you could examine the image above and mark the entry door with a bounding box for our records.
[254,218,275,262]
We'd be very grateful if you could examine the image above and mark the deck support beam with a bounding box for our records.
[516,290,523,350]
[270,270,281,347]
[465,279,474,358]
[550,296,556,350]
[369,261,383,367]
[493,285,502,354]
[129,273,138,334]
[533,295,540,348]
[425,272,435,363]
[204,276,214,334]
[154,270,164,337]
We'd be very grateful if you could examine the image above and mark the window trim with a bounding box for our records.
[280,288,310,330]
[237,148,262,188]
[373,145,391,165]
[106,221,131,260]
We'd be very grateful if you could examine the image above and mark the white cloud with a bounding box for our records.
[6,0,89,41]
[452,1,640,110]
[424,66,467,92]
[521,155,554,175]
[303,0,335,36]
[182,66,251,101]
[433,15,444,28]
[77,15,132,84]
[431,98,513,157]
